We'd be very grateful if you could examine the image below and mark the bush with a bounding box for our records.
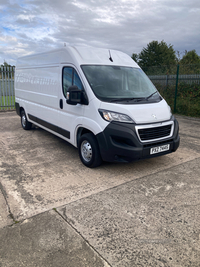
[155,82,200,117]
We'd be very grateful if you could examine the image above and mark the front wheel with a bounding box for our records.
[78,133,102,168]
[21,110,32,130]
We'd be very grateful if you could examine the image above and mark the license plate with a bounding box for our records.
[150,144,170,155]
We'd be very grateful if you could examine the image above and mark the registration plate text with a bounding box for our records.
[150,144,170,155]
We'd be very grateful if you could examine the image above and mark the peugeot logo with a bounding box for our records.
[152,114,157,120]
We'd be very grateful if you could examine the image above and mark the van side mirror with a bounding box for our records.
[67,86,82,105]
[67,86,88,105]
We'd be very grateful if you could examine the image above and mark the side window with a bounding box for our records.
[62,67,83,98]
[63,67,73,97]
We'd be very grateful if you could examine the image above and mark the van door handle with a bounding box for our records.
[59,99,63,109]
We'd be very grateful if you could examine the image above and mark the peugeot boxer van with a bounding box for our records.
[15,46,180,167]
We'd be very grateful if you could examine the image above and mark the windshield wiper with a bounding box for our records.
[109,93,158,103]
[110,97,144,103]
[146,91,158,100]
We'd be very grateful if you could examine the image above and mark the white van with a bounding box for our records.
[15,46,180,167]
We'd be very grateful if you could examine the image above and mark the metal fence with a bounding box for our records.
[0,67,15,111]
[149,74,200,87]
[144,64,200,86]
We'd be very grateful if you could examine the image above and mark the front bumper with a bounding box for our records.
[96,117,180,163]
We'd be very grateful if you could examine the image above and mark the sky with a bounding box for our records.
[0,0,200,65]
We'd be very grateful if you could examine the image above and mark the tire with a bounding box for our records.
[21,110,32,130]
[78,133,102,168]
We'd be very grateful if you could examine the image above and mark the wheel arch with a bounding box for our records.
[19,106,25,115]
[76,127,94,147]
[75,118,107,148]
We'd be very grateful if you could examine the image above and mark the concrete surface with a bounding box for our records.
[58,158,200,267]
[0,210,109,267]
[0,188,13,228]
[0,112,200,266]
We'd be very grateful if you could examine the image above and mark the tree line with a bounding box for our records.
[1,61,14,68]
[0,61,15,79]
[132,40,200,69]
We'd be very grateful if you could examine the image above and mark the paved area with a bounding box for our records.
[0,112,200,266]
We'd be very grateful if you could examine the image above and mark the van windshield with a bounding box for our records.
[81,65,161,103]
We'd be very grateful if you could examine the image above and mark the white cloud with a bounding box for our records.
[0,0,200,65]
[0,35,17,43]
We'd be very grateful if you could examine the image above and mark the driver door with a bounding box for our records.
[58,66,85,146]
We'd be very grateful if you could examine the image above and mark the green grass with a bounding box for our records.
[0,96,15,110]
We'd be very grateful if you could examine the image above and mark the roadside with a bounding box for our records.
[0,112,200,266]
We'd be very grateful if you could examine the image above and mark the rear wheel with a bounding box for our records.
[21,110,32,130]
[78,133,102,168]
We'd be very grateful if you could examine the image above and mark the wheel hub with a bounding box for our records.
[81,140,92,162]
[22,115,26,127]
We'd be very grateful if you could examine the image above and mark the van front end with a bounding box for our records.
[81,62,180,166]
[96,115,180,163]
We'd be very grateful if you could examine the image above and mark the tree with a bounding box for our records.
[137,40,177,69]
[0,61,14,79]
[131,53,139,63]
[179,50,200,65]
[1,60,13,68]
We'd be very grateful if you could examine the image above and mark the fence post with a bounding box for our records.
[166,74,169,88]
[174,64,179,113]
[2,67,5,109]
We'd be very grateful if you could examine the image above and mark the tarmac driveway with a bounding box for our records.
[0,112,200,266]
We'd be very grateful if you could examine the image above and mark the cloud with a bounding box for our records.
[0,0,200,65]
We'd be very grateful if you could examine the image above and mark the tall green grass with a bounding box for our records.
[0,96,15,110]
[157,83,200,118]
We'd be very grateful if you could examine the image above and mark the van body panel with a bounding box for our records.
[69,46,138,67]
[15,65,60,127]
[16,49,75,68]
[99,99,171,124]
[82,97,108,133]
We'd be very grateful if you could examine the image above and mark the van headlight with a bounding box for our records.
[99,109,134,123]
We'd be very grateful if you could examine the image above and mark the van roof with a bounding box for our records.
[16,46,139,68]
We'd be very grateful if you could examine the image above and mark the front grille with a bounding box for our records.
[138,125,172,141]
